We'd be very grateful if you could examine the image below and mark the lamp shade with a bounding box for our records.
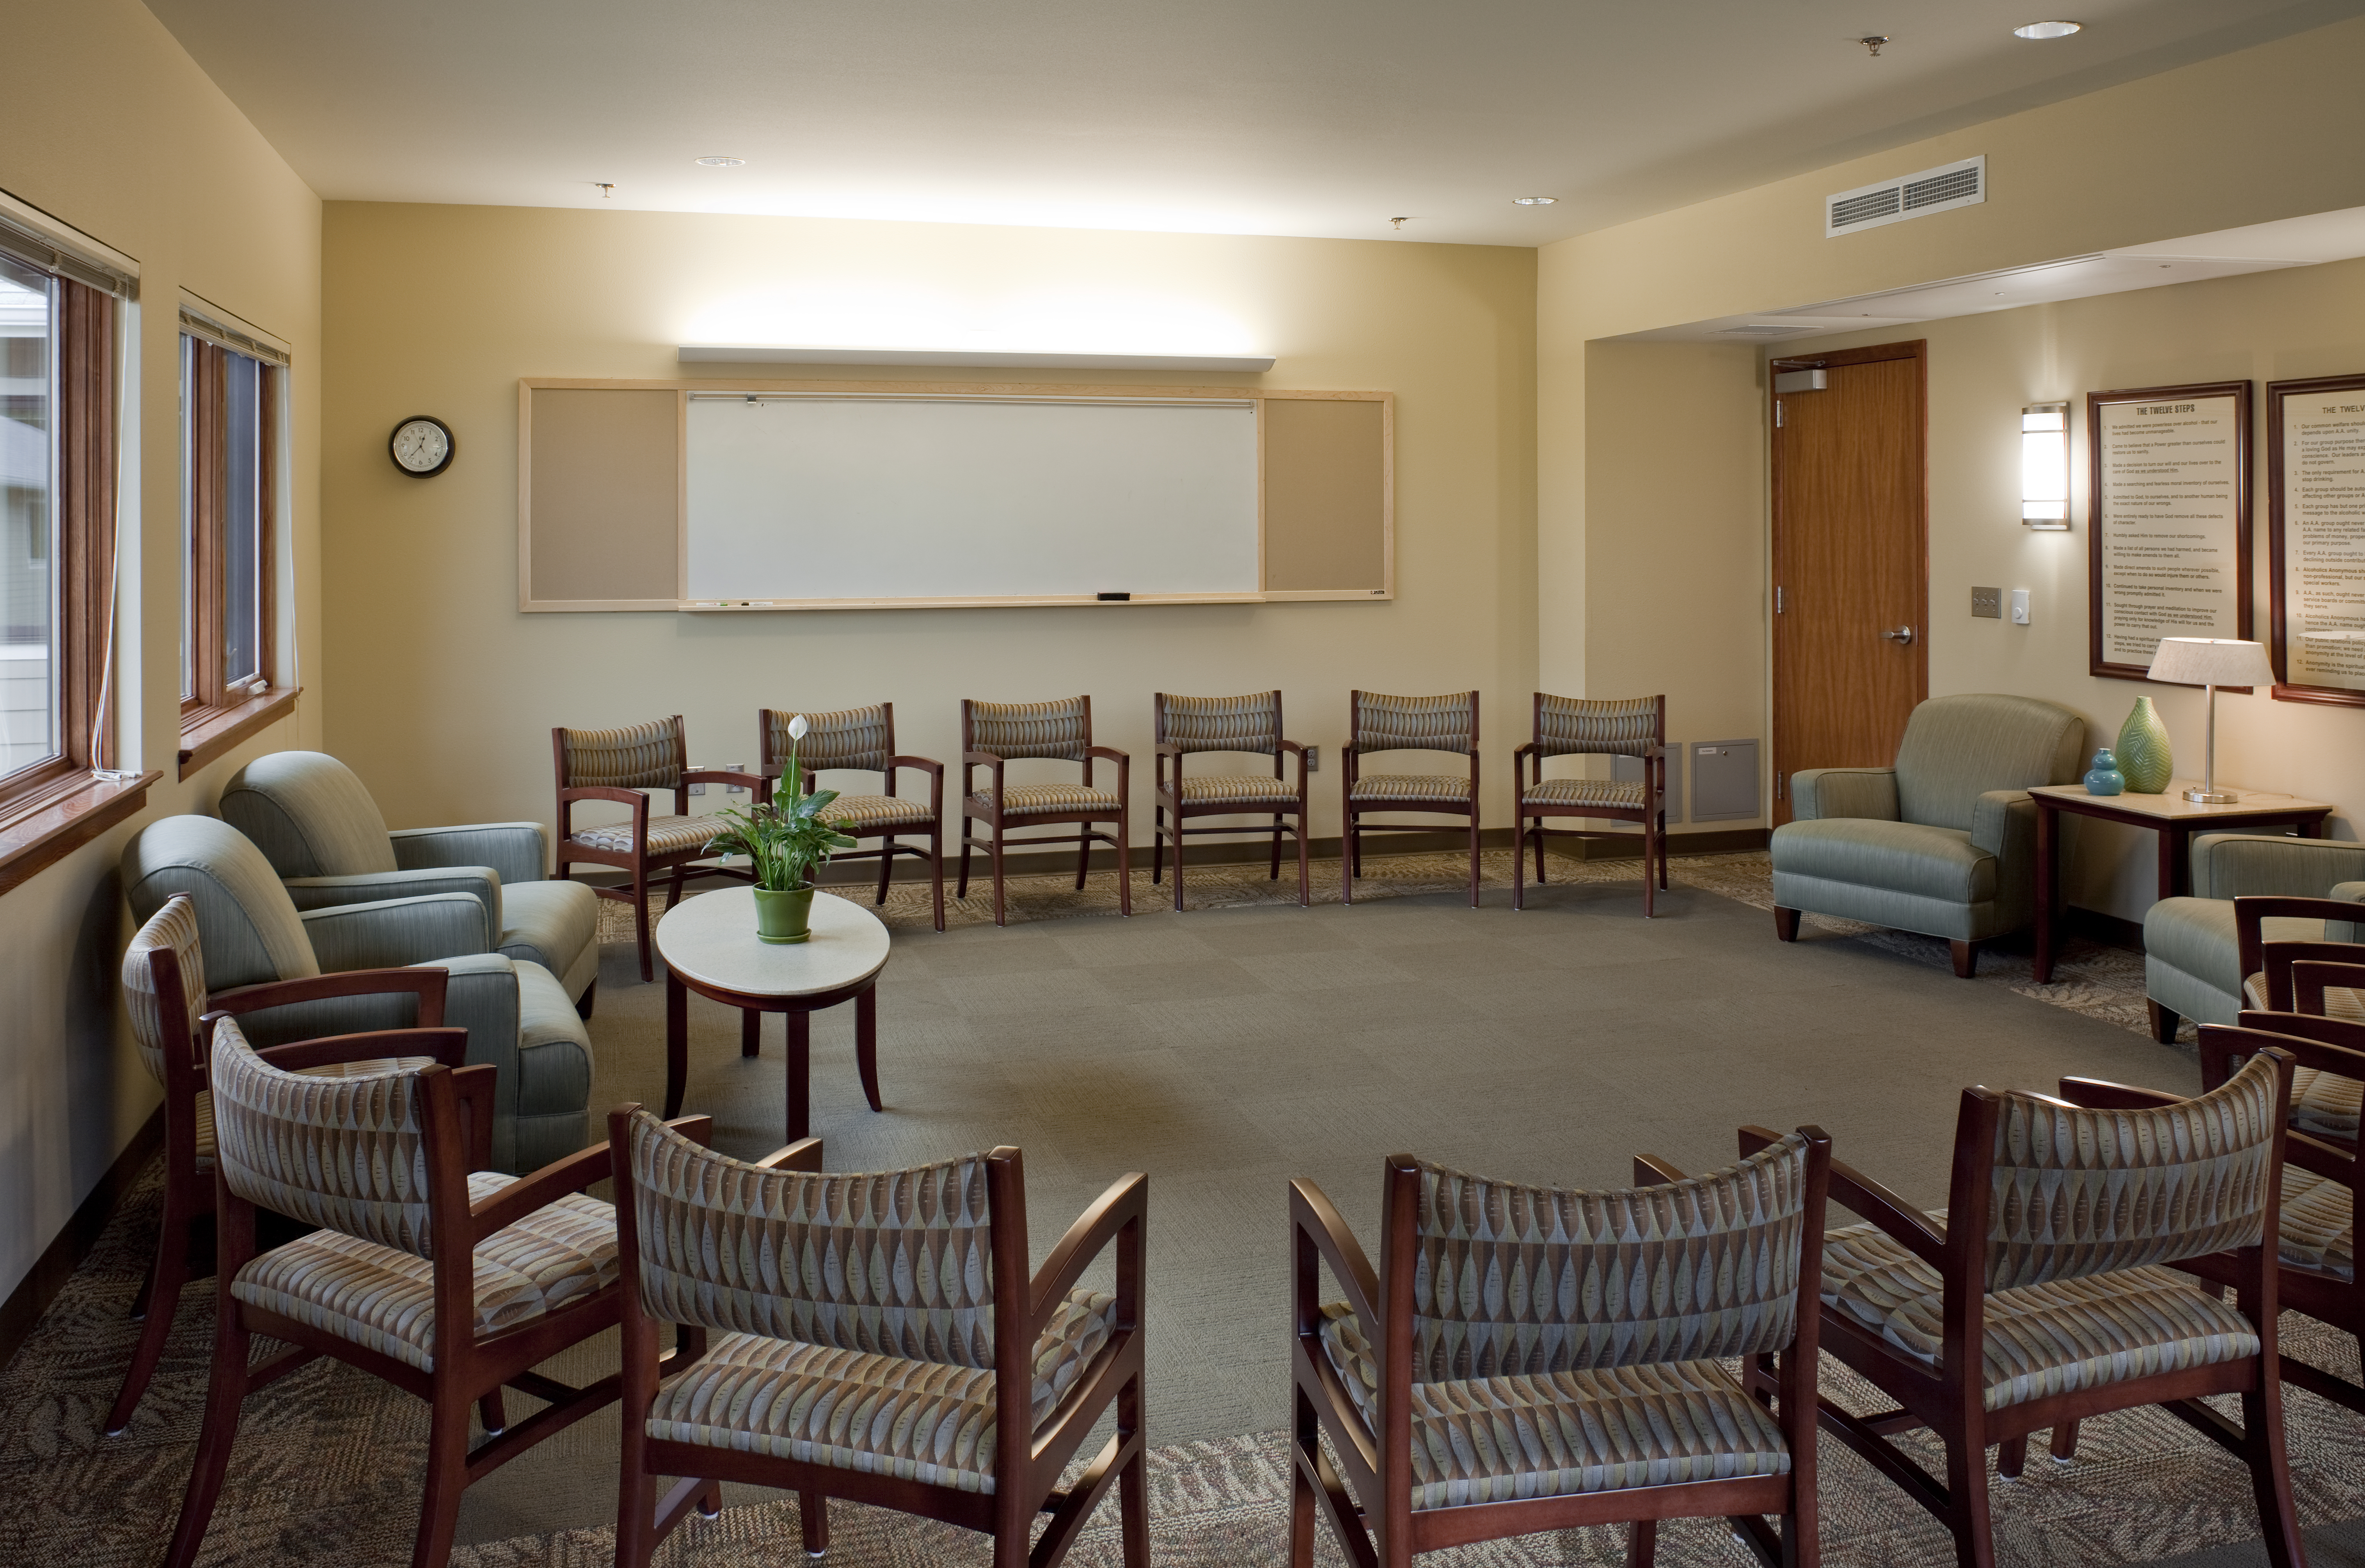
[2145,637,2275,687]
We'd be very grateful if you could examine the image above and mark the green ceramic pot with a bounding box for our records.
[753,884,816,944]
[2115,696,2173,794]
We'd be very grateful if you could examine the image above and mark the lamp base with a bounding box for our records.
[2182,787,2239,804]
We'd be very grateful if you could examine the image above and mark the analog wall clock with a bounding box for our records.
[389,414,455,477]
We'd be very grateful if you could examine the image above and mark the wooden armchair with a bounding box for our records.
[761,702,946,931]
[1152,689,1310,910]
[1813,1051,2303,1568]
[2232,894,2365,1141]
[609,1111,1148,1568]
[1341,689,1481,907]
[1290,1129,1830,1568]
[107,893,451,1437]
[959,694,1131,926]
[164,1013,625,1568]
[1513,692,1667,916]
[552,714,767,981]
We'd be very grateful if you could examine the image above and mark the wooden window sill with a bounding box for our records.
[0,769,162,899]
[179,686,301,779]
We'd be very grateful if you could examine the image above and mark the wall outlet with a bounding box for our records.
[687,781,705,797]
[726,762,749,794]
[1970,586,2002,619]
[2010,588,2031,625]
[1304,745,1320,772]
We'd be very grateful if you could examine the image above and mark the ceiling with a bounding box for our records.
[142,0,2365,247]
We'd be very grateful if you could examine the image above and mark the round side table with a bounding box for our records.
[655,887,892,1138]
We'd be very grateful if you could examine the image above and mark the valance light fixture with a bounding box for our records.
[2021,401,2069,528]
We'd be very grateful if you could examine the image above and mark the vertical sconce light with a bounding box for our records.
[2021,401,2070,529]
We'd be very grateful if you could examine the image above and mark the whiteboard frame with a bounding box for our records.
[516,377,1392,612]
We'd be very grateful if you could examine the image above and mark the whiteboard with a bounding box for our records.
[684,395,1260,603]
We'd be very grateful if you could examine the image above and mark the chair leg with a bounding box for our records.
[2146,999,2181,1044]
[800,1490,829,1559]
[2049,1421,2081,1463]
[666,861,688,911]
[1774,906,1800,942]
[1996,1436,2026,1479]
[875,838,894,907]
[1117,1371,1150,1568]
[1951,939,1978,979]
[1513,825,1526,911]
[991,828,1007,927]
[478,1388,508,1436]
[1074,825,1090,891]
[161,1299,252,1568]
[1289,1445,1319,1568]
[634,862,655,983]
[1626,1520,1657,1568]
[958,829,973,899]
[1643,815,1657,919]
[1151,806,1165,885]
[1657,810,1670,890]
[929,829,946,933]
[1171,814,1186,914]
[2241,1371,2305,1568]
[1533,817,1548,885]
[1342,812,1357,906]
[1296,812,1310,907]
[1117,810,1132,917]
[1270,815,1283,881]
[575,980,597,1020]
[1941,1430,1999,1568]
[1467,814,1481,908]
[410,1387,476,1568]
[106,1191,191,1436]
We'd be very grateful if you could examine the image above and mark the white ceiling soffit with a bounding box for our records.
[138,0,2365,248]
[1610,203,2365,343]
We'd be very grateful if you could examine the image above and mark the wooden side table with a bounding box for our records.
[2029,782,2333,983]
[655,886,893,1137]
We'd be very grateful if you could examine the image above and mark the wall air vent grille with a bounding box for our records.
[1826,155,1984,237]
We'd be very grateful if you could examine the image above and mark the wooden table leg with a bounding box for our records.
[741,1008,762,1058]
[2034,801,2059,984]
[664,967,689,1118]
[856,983,882,1113]
[2159,825,2183,902]
[785,1010,811,1141]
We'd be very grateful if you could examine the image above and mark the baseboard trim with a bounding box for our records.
[0,1106,161,1372]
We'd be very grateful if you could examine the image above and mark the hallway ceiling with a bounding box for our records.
[140,0,2365,246]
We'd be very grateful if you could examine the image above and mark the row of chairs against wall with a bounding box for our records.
[117,881,2362,1568]
[554,689,1677,975]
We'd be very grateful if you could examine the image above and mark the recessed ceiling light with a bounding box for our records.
[694,155,746,167]
[2013,20,2082,39]
[1512,196,1557,206]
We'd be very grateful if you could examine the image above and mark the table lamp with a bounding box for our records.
[2144,637,2276,804]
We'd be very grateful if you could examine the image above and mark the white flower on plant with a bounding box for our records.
[788,714,809,741]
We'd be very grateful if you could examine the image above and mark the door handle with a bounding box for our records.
[1882,626,1916,645]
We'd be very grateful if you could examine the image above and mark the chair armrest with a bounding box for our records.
[471,1140,613,1241]
[392,822,548,886]
[1085,745,1129,764]
[683,768,765,795]
[285,869,501,948]
[1826,1156,1947,1269]
[1632,1152,1688,1186]
[2056,1076,2181,1113]
[2294,959,2365,1014]
[2235,896,2365,1000]
[1289,1177,1381,1331]
[1971,790,2041,921]
[1277,739,1307,755]
[754,1136,825,1172]
[559,785,648,808]
[243,1025,470,1074]
[2195,835,2365,900]
[1790,767,1899,822]
[962,751,1005,797]
[301,893,495,970]
[1030,1169,1147,1331]
[2289,1129,2358,1190]
[1154,742,1184,757]
[209,966,451,1026]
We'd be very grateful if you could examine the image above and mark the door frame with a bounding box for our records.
[1767,339,1930,822]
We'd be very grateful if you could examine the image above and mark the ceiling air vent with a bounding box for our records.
[1825,155,1985,238]
[1717,325,1820,339]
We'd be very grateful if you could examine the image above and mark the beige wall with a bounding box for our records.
[318,204,1536,847]
[0,0,320,1302]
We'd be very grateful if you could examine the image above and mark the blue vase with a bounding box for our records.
[2083,748,2125,797]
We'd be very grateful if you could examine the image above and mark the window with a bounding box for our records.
[179,331,278,716]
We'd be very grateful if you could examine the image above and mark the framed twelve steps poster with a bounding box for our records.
[2270,373,2365,708]
[2087,381,2252,682]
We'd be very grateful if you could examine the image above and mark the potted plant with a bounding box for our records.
[703,715,858,943]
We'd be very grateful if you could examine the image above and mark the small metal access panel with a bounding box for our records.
[1690,740,1760,822]
[1612,750,1682,824]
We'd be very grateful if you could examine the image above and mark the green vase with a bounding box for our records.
[2115,696,2173,794]
[753,885,816,944]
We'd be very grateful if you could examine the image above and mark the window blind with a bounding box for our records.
[179,296,289,368]
[0,188,138,298]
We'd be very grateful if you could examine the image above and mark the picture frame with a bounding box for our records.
[2086,380,2251,682]
[2268,371,2365,708]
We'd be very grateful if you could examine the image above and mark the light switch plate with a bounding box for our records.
[1971,586,2002,619]
[687,781,705,797]
[2010,589,2031,625]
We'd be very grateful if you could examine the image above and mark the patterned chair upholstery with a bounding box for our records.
[1815,1050,2304,1567]
[1152,691,1309,909]
[960,696,1130,925]
[552,715,764,981]
[762,703,947,931]
[1771,692,2085,977]
[609,1112,1149,1568]
[1342,689,1481,907]
[163,1014,624,1568]
[1515,692,1667,916]
[221,750,598,1008]
[1290,1131,1829,1564]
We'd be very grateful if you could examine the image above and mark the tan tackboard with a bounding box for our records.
[517,379,1390,611]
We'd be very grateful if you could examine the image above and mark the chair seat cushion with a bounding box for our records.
[972,784,1121,816]
[1174,774,1300,806]
[190,1053,436,1169]
[1522,777,1646,810]
[1820,1218,2258,1411]
[2281,1167,2356,1282]
[1316,1304,1786,1511]
[818,793,937,831]
[229,1172,618,1372]
[2144,897,2327,992]
[645,1289,1118,1495]
[1769,818,1993,904]
[499,879,598,984]
[1349,773,1472,805]
[566,815,718,858]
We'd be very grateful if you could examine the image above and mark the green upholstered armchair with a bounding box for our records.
[122,814,593,1172]
[2142,833,2365,1040]
[219,750,598,1013]
[1770,693,2085,977]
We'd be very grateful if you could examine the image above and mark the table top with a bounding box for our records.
[2028,782,2333,822]
[655,887,891,999]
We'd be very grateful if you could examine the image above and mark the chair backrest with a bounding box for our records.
[1396,1132,1815,1382]
[765,704,892,775]
[122,893,206,1086]
[209,1012,442,1258]
[1532,693,1661,759]
[963,696,1090,764]
[220,751,399,878]
[1978,1048,2281,1292]
[1155,691,1281,755]
[1892,693,2085,832]
[623,1108,1000,1366]
[1351,691,1477,757]
[122,815,320,991]
[555,716,686,790]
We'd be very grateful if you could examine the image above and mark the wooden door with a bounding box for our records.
[1770,342,1926,825]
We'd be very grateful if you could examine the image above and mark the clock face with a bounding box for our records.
[390,416,454,476]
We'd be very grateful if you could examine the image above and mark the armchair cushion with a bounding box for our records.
[1175,774,1301,806]
[972,783,1121,815]
[1789,767,1899,822]
[2193,834,2365,904]
[1347,773,1473,805]
[499,881,600,1000]
[284,868,501,949]
[123,815,321,990]
[300,893,496,971]
[1892,693,2085,832]
[1520,777,1646,810]
[219,751,398,878]
[391,821,547,889]
[818,792,937,830]
[1772,819,1993,905]
[566,814,714,858]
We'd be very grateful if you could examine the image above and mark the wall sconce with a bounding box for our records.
[2021,401,2070,529]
